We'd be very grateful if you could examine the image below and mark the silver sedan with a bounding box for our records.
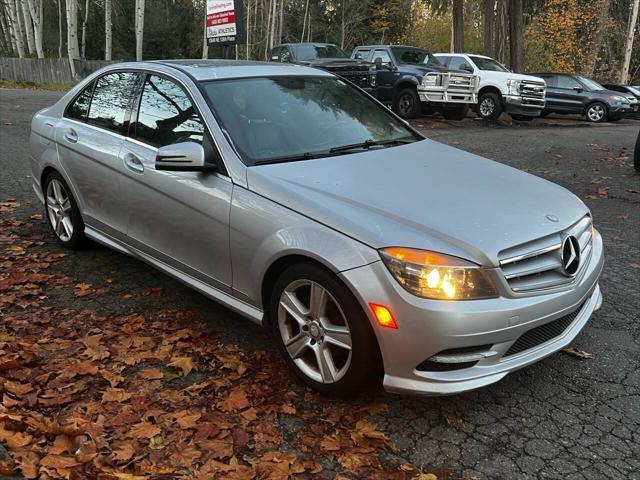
[29,61,604,396]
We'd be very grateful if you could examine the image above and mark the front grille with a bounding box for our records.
[504,302,585,357]
[445,73,476,93]
[322,66,371,88]
[417,360,477,372]
[519,80,546,107]
[498,215,593,293]
[416,344,493,372]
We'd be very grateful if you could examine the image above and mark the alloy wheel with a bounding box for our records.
[587,104,605,122]
[277,279,352,384]
[480,98,495,117]
[398,94,414,116]
[46,179,74,242]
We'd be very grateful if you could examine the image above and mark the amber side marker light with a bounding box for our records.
[369,303,398,329]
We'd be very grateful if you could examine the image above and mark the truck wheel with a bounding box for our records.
[442,105,469,121]
[478,92,503,120]
[585,102,608,123]
[393,88,420,119]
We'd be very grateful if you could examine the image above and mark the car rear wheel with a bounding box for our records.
[393,88,420,119]
[585,102,608,123]
[43,171,86,249]
[269,263,381,396]
[478,92,503,120]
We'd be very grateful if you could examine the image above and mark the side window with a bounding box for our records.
[65,81,94,122]
[448,57,467,70]
[556,76,580,90]
[353,49,370,60]
[541,75,557,88]
[87,72,138,134]
[372,49,391,65]
[134,75,205,148]
[436,55,451,66]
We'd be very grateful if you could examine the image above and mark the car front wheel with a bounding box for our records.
[478,92,503,120]
[43,171,86,249]
[269,263,381,396]
[393,88,420,119]
[585,102,608,123]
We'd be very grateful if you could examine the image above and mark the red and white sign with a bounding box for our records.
[206,0,237,43]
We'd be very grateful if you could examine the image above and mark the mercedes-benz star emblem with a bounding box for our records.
[561,235,581,276]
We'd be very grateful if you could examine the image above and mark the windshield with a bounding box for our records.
[577,76,604,91]
[468,56,509,72]
[391,47,442,67]
[201,77,419,165]
[291,44,348,61]
[626,86,640,96]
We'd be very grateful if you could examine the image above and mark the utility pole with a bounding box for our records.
[621,0,639,83]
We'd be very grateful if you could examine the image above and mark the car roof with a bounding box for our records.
[530,72,574,76]
[102,59,332,81]
[275,42,338,47]
[355,45,426,49]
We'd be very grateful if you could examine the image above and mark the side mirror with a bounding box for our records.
[155,142,215,172]
[460,63,473,73]
[374,57,383,70]
[573,86,583,93]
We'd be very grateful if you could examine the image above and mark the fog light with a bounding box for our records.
[369,303,398,329]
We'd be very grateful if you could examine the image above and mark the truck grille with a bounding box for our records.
[498,215,593,293]
[503,301,585,357]
[519,80,546,107]
[322,66,371,89]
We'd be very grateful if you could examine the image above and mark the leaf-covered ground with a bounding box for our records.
[0,200,441,479]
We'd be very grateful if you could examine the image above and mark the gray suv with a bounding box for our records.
[30,61,604,396]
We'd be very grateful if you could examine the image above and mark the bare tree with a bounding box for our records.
[494,0,507,63]
[65,0,80,78]
[202,3,208,60]
[452,0,464,52]
[81,0,88,58]
[301,0,309,42]
[21,0,35,55]
[620,0,639,83]
[246,0,250,59]
[57,0,63,58]
[135,0,145,61]
[105,0,112,60]
[483,0,494,57]
[0,6,13,54]
[25,0,44,58]
[6,0,26,57]
[508,0,522,71]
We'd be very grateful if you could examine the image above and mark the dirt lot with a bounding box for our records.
[1,88,639,479]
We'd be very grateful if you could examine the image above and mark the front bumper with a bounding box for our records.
[418,89,477,104]
[504,94,545,116]
[609,104,634,118]
[339,230,604,396]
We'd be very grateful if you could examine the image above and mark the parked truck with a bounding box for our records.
[434,53,546,120]
[351,45,478,120]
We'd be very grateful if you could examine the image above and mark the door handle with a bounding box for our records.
[64,128,78,143]
[124,153,144,173]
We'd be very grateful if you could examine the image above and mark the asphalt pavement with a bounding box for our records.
[1,88,639,479]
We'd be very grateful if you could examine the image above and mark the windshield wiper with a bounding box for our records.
[328,137,417,154]
[254,151,325,166]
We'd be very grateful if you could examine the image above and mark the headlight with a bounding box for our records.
[380,247,498,300]
[422,74,439,88]
[610,95,625,102]
[370,72,377,87]
[506,79,522,95]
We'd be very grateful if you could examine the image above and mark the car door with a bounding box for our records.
[547,75,584,113]
[119,73,233,289]
[56,71,139,238]
[371,48,395,102]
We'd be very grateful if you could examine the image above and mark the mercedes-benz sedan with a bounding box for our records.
[29,61,604,396]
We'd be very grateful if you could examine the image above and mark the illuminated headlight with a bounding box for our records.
[380,247,498,300]
[422,74,439,88]
[506,79,522,95]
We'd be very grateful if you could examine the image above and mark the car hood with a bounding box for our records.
[247,140,588,267]
[499,72,545,83]
[298,59,369,68]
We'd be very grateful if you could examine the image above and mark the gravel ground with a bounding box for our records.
[1,88,639,479]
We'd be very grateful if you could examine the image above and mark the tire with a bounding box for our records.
[585,102,608,123]
[477,92,503,120]
[269,262,382,396]
[442,105,469,121]
[511,114,533,121]
[43,171,87,249]
[393,88,420,119]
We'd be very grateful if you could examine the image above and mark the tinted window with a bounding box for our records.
[390,47,442,66]
[135,75,204,148]
[353,49,370,60]
[540,75,557,87]
[65,81,94,121]
[290,44,348,61]
[201,77,418,165]
[556,76,581,90]
[448,57,470,71]
[372,49,391,65]
[87,72,138,134]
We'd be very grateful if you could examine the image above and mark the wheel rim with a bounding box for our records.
[46,179,73,242]
[588,105,604,121]
[277,279,352,384]
[398,94,414,116]
[480,98,495,117]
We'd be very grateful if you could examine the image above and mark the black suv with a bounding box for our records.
[351,45,477,120]
[531,73,633,123]
[269,43,374,93]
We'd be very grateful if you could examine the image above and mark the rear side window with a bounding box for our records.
[87,72,139,135]
[65,81,94,121]
[556,76,580,90]
[134,75,205,148]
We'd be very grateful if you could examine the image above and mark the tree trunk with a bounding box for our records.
[80,0,88,58]
[202,0,208,59]
[6,0,26,57]
[494,0,507,63]
[105,0,112,60]
[21,0,35,55]
[246,0,250,59]
[278,0,283,43]
[1,3,16,54]
[135,0,145,62]
[301,0,308,42]
[508,0,522,71]
[584,0,610,76]
[452,0,464,52]
[621,0,639,83]
[65,0,80,78]
[483,0,494,57]
[264,0,272,59]
[58,0,63,58]
[25,0,44,58]
[270,0,276,50]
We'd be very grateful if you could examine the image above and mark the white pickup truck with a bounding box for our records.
[434,53,546,120]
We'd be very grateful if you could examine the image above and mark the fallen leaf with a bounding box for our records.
[562,347,593,360]
[128,421,161,439]
[168,356,194,376]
